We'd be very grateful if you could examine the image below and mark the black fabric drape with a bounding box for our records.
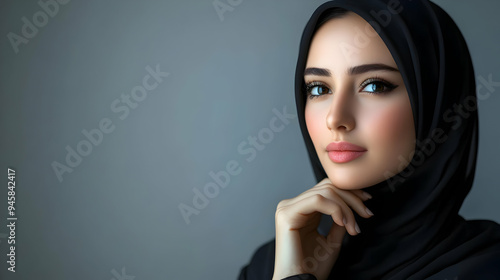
[239,1,500,279]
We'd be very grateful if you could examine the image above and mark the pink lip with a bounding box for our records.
[326,142,367,163]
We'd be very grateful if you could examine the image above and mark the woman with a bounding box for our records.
[238,0,500,279]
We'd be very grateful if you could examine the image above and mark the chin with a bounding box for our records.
[325,173,363,190]
[324,168,388,190]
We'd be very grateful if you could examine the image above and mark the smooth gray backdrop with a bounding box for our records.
[1,0,499,279]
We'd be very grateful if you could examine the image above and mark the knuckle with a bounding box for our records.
[275,207,284,220]
[276,201,284,210]
[330,204,342,215]
[319,177,331,185]
[275,208,290,224]
[321,186,337,198]
[276,199,289,210]
[310,193,325,204]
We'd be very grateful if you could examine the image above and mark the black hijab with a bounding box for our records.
[239,1,500,279]
[294,0,500,279]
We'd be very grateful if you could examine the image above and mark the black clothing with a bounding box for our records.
[239,0,500,279]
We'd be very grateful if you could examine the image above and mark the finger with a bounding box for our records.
[277,186,362,235]
[276,182,372,235]
[295,185,374,220]
[326,220,346,250]
[282,191,361,236]
[297,185,371,235]
[313,178,334,189]
[279,194,347,230]
[305,187,361,235]
[277,183,327,208]
[350,189,373,201]
[279,179,357,207]
[325,186,374,219]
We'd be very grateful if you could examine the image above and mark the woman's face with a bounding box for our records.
[304,12,416,190]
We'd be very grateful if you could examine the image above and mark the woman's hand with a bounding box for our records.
[272,178,374,280]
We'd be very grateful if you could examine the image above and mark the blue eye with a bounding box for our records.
[305,82,331,99]
[360,79,398,94]
[362,83,385,92]
[305,78,398,100]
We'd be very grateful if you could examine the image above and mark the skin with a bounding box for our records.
[273,12,416,280]
[304,13,416,190]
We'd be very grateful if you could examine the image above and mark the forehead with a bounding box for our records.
[305,12,397,71]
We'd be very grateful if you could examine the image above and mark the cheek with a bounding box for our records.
[305,105,324,144]
[364,96,415,160]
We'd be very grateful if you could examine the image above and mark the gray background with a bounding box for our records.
[0,0,499,279]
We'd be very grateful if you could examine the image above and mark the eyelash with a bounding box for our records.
[304,77,398,100]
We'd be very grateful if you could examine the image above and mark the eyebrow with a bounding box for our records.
[304,63,399,77]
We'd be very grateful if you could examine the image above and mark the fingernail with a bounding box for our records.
[355,223,361,233]
[343,217,347,226]
[363,192,372,199]
[365,207,374,216]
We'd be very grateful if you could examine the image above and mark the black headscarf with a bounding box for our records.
[238,1,500,279]
[293,0,500,279]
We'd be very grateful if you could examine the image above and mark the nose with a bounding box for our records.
[326,87,356,133]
